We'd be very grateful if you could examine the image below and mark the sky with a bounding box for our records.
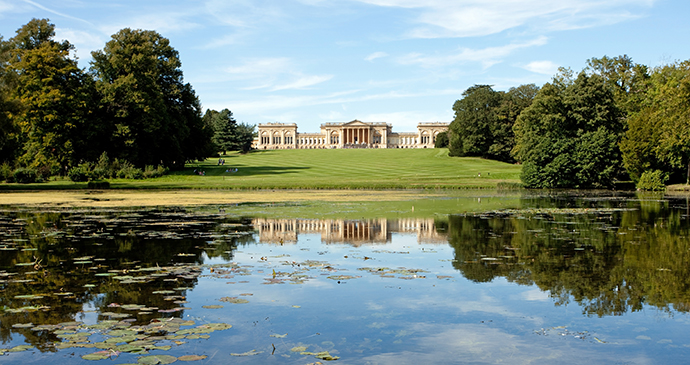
[1,0,688,132]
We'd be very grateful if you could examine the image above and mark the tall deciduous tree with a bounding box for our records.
[449,85,501,158]
[0,35,20,164]
[513,72,622,188]
[586,55,650,116]
[449,84,537,162]
[8,18,95,173]
[90,28,211,169]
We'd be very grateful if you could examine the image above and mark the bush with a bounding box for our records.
[117,165,144,179]
[434,131,449,148]
[143,165,168,178]
[87,180,110,189]
[637,170,668,191]
[69,163,91,182]
[13,168,38,184]
[0,163,12,182]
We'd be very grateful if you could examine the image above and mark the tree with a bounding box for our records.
[204,109,255,154]
[619,62,690,185]
[90,28,211,169]
[449,84,537,162]
[586,55,650,116]
[7,19,96,174]
[513,72,622,188]
[449,85,501,158]
[434,131,448,148]
[0,35,20,164]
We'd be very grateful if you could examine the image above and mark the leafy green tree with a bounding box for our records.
[490,84,539,161]
[653,62,690,184]
[586,55,650,115]
[449,85,502,158]
[434,131,448,148]
[513,72,622,188]
[7,19,95,174]
[620,62,690,184]
[449,84,536,162]
[0,35,20,164]
[90,28,211,169]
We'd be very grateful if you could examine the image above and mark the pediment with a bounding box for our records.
[342,120,368,126]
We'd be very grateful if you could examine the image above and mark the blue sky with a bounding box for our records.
[1,0,687,132]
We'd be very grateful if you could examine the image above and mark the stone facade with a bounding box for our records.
[254,120,448,149]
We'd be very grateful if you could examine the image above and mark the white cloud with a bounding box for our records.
[365,51,389,61]
[226,57,292,77]
[203,0,285,29]
[353,0,657,38]
[55,27,105,52]
[100,12,201,36]
[522,60,560,75]
[19,0,94,26]
[225,58,332,91]
[398,36,548,69]
[270,74,334,91]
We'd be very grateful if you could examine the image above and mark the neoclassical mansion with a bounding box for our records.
[254,120,449,149]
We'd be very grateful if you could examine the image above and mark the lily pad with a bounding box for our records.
[219,297,249,304]
[7,345,34,352]
[138,355,178,364]
[82,350,117,361]
[230,349,262,356]
[178,355,207,361]
[201,305,224,309]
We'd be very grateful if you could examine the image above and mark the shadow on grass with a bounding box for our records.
[181,165,310,177]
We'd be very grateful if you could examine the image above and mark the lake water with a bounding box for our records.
[1,193,690,364]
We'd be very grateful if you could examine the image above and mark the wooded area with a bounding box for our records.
[448,56,690,190]
[0,19,252,183]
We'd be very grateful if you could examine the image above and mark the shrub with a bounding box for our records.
[87,180,110,189]
[143,165,168,178]
[117,165,144,179]
[637,170,668,191]
[69,163,92,182]
[13,168,38,184]
[0,163,12,182]
[93,152,112,179]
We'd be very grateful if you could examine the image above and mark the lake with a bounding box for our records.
[1,192,690,364]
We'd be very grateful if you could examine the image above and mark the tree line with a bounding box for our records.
[448,55,690,189]
[0,19,252,183]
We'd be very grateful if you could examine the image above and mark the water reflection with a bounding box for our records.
[0,209,253,353]
[253,217,447,245]
[1,196,690,363]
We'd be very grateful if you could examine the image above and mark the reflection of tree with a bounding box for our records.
[447,197,690,316]
[0,210,253,350]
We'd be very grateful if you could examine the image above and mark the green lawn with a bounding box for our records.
[169,148,521,189]
[1,148,522,190]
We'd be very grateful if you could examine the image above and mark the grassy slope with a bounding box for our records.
[0,148,522,190]
[167,148,520,189]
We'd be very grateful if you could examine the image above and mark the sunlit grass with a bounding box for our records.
[0,148,522,190]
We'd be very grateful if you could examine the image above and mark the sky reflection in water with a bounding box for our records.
[1,196,690,364]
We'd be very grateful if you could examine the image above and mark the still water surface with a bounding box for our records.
[1,193,690,364]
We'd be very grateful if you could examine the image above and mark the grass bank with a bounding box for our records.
[0,149,521,190]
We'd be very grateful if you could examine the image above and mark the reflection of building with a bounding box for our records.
[254,120,449,149]
[252,218,447,246]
